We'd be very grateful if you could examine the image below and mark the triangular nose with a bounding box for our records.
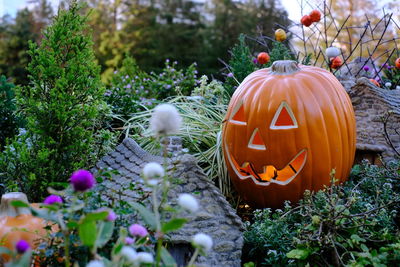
[275,106,295,126]
[248,128,266,150]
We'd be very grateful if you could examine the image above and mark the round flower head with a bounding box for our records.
[86,260,105,267]
[43,195,63,205]
[227,72,234,78]
[129,224,148,237]
[143,162,164,179]
[106,210,117,222]
[363,65,370,71]
[177,193,199,213]
[192,233,213,252]
[120,246,138,263]
[137,252,154,264]
[125,237,135,245]
[150,104,182,135]
[15,240,30,254]
[70,169,95,192]
[325,46,340,58]
[385,82,392,88]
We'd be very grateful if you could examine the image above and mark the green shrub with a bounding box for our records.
[244,162,400,266]
[105,56,199,122]
[0,1,114,200]
[0,76,22,150]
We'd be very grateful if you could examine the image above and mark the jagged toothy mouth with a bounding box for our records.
[225,145,307,186]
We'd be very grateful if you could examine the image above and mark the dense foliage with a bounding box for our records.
[243,162,400,266]
[0,76,22,150]
[106,56,199,122]
[0,1,114,200]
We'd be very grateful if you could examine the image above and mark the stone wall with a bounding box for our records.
[346,77,400,162]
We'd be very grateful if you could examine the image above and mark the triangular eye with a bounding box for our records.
[229,101,246,125]
[248,128,266,150]
[270,101,298,129]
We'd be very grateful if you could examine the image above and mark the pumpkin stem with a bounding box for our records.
[0,192,31,217]
[271,60,300,75]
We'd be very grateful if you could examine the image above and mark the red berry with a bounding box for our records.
[301,15,313,27]
[395,57,400,69]
[330,57,342,69]
[257,52,270,65]
[309,10,321,22]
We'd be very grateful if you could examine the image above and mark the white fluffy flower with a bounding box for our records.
[385,82,392,88]
[150,104,182,135]
[136,252,154,264]
[143,162,164,179]
[178,193,199,213]
[120,246,138,263]
[325,46,341,58]
[86,260,104,267]
[396,86,400,90]
[192,233,213,252]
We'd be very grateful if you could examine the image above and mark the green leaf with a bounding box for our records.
[160,247,177,267]
[162,218,187,233]
[81,211,108,223]
[130,202,156,230]
[286,249,310,260]
[10,200,29,208]
[78,221,97,247]
[6,251,32,267]
[96,221,114,248]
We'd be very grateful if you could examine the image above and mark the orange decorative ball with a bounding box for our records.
[301,15,313,27]
[309,10,321,22]
[330,56,342,69]
[257,52,270,65]
[369,79,380,87]
[274,29,287,42]
[222,60,356,208]
[0,193,48,262]
[395,57,400,68]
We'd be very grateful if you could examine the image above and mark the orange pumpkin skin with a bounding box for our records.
[222,60,356,208]
[369,79,380,87]
[0,193,48,262]
[395,58,400,69]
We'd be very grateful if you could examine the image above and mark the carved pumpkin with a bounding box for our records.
[0,193,47,262]
[222,60,356,208]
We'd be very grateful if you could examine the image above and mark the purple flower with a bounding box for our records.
[106,210,117,222]
[363,66,370,71]
[125,84,132,89]
[125,237,135,245]
[129,224,148,237]
[253,58,258,64]
[43,195,63,205]
[70,170,95,192]
[15,240,30,254]
[227,72,234,78]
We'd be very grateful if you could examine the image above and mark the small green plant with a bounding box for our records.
[106,57,199,123]
[244,162,400,266]
[225,34,256,95]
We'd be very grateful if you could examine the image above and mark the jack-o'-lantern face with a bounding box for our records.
[222,60,356,208]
